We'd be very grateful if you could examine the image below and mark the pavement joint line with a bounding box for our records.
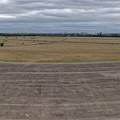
[0,118,120,120]
[81,73,106,119]
[54,70,68,120]
[106,77,118,113]
[77,66,101,120]
[1,100,120,107]
[0,119,29,120]
[2,70,120,74]
[0,79,120,84]
[0,60,120,64]
[0,103,62,107]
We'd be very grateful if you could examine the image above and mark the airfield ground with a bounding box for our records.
[0,61,120,120]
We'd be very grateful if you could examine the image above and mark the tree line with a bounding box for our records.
[0,32,120,37]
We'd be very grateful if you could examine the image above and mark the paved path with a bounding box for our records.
[0,61,120,120]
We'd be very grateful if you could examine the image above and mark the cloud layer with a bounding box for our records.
[0,0,120,33]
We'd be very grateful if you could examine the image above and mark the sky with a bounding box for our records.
[0,0,120,33]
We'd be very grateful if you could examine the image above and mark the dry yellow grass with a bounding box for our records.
[0,36,120,62]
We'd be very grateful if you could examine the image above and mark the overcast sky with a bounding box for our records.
[0,0,120,33]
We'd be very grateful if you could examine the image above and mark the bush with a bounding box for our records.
[1,42,4,47]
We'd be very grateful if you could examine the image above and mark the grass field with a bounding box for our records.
[0,36,120,62]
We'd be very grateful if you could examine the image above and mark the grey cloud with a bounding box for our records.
[0,0,120,32]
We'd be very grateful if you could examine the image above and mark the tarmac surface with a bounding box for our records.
[0,61,120,120]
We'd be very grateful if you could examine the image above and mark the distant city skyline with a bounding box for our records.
[0,0,120,33]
